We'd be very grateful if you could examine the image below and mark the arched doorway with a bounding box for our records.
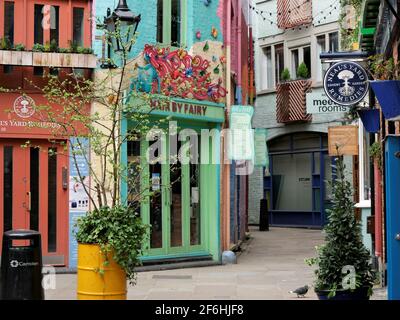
[263,132,334,228]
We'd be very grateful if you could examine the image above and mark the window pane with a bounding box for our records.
[316,35,326,82]
[171,0,181,46]
[157,0,163,43]
[48,148,57,252]
[127,138,141,214]
[50,6,60,46]
[3,146,13,232]
[190,137,201,246]
[73,8,84,46]
[170,140,182,247]
[149,143,163,249]
[363,130,371,200]
[266,47,273,89]
[329,32,339,52]
[34,5,44,44]
[275,44,284,83]
[272,153,312,211]
[4,1,14,45]
[291,49,299,77]
[303,46,311,78]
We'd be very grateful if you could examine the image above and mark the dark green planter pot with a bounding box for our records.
[316,287,371,300]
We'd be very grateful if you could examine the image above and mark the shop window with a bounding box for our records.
[73,8,85,47]
[4,1,14,45]
[272,153,313,211]
[156,0,184,46]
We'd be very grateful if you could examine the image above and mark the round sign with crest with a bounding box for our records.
[14,95,36,118]
[323,61,369,106]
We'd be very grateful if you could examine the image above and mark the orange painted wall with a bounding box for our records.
[0,0,92,49]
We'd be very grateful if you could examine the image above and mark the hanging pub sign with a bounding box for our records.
[323,61,369,106]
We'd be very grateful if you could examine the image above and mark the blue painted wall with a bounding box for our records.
[93,0,224,63]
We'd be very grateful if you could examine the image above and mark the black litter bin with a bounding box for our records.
[259,199,269,231]
[0,230,44,300]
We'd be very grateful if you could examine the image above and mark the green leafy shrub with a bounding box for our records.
[306,154,375,298]
[0,37,12,50]
[58,47,70,53]
[50,39,58,52]
[68,41,78,54]
[297,62,309,79]
[75,206,149,285]
[32,43,45,52]
[14,43,25,51]
[281,68,291,82]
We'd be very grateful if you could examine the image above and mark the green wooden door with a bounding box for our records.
[140,134,204,258]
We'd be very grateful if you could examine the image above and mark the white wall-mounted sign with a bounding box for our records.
[306,91,350,114]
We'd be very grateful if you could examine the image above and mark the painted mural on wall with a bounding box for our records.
[130,44,227,102]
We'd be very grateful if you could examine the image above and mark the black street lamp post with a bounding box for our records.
[101,0,141,69]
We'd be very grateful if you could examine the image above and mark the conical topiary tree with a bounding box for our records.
[306,154,375,298]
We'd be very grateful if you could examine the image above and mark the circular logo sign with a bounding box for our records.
[323,61,369,106]
[13,95,36,118]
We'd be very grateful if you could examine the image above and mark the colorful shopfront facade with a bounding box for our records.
[92,0,242,263]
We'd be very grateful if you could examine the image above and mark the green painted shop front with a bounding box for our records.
[122,98,224,263]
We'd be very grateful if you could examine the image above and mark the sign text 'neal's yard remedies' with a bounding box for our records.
[324,61,369,106]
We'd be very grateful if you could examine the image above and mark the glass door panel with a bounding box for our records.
[170,141,183,248]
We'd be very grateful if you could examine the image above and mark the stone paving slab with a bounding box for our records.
[44,227,387,300]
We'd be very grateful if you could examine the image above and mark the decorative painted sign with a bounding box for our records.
[230,105,254,161]
[254,128,269,167]
[132,45,227,102]
[328,125,359,156]
[324,61,369,106]
[306,91,350,114]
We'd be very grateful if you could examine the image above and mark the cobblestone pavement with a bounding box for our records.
[45,227,387,300]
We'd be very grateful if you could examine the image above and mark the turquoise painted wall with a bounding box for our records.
[93,0,223,63]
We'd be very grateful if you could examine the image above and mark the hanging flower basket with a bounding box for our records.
[370,80,400,120]
[358,109,380,133]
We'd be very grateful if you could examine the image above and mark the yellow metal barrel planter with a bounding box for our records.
[77,244,127,300]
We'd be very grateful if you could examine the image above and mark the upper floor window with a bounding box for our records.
[275,44,284,83]
[259,43,284,90]
[73,7,85,46]
[316,31,339,82]
[34,5,59,45]
[290,45,311,78]
[157,0,183,46]
[4,1,14,45]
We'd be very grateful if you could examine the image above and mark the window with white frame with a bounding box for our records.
[358,120,371,204]
[290,45,311,78]
[315,31,339,82]
[275,43,284,83]
[259,43,284,90]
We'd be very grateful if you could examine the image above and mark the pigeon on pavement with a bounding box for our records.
[289,285,309,298]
